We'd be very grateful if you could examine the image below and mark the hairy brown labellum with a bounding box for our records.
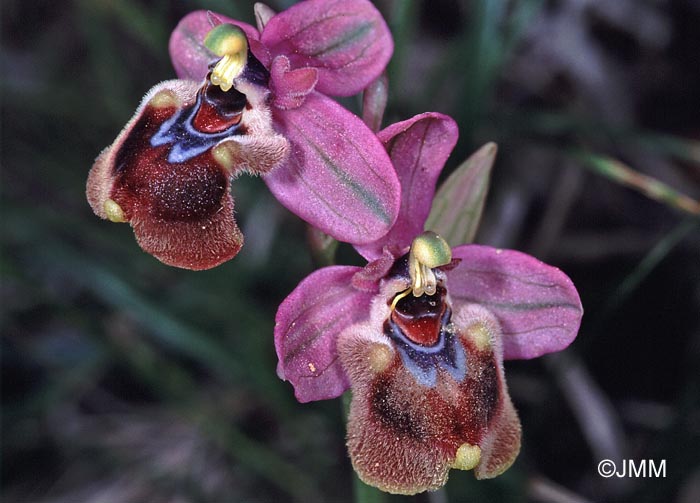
[87,70,288,270]
[338,271,521,494]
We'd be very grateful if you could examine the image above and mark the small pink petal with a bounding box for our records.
[275,266,372,402]
[449,245,583,359]
[169,10,263,81]
[355,113,458,260]
[269,55,318,110]
[264,91,400,245]
[351,247,396,292]
[261,0,393,96]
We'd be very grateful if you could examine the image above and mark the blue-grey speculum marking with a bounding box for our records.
[150,89,245,164]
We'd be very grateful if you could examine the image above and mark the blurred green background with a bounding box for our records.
[2,1,699,502]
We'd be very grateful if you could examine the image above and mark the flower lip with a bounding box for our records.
[192,80,245,133]
[381,256,467,387]
[389,284,449,349]
[150,79,246,164]
[385,305,467,388]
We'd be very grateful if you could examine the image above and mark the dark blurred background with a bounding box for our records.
[2,1,699,502]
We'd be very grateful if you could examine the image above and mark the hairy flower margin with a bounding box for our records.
[275,113,583,494]
[86,0,400,269]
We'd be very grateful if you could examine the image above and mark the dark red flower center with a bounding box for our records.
[192,81,246,133]
[390,286,447,347]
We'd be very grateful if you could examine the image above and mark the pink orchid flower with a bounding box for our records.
[87,0,399,270]
[274,113,583,494]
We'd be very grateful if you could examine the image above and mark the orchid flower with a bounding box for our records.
[87,0,399,270]
[274,113,583,494]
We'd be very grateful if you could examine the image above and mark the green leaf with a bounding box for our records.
[425,142,497,246]
[572,150,700,216]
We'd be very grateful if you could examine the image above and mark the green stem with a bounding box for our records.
[571,150,700,216]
